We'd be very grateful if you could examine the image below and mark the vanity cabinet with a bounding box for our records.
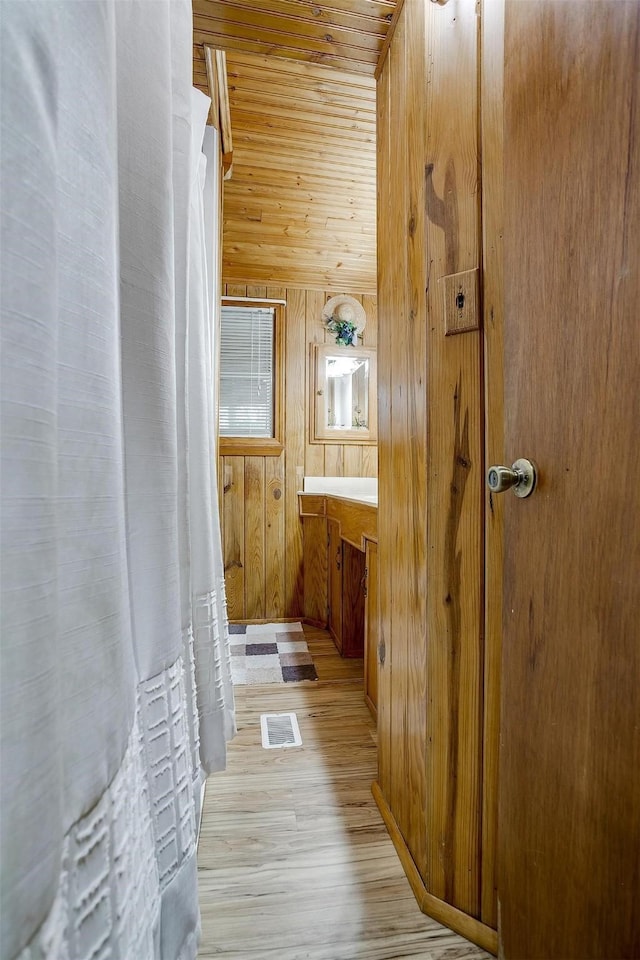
[299,492,377,696]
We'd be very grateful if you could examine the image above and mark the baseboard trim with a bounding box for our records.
[364,693,377,723]
[372,781,498,956]
[228,617,329,628]
[229,616,327,630]
[230,618,350,634]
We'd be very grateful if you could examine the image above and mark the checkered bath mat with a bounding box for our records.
[229,622,318,685]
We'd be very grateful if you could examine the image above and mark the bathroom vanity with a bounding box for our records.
[298,477,378,719]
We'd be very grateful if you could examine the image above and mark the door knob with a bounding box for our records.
[487,458,537,498]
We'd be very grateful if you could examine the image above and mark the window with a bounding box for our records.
[220,305,273,437]
[218,300,284,455]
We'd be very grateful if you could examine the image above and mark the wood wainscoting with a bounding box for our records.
[219,283,377,621]
[375,0,498,951]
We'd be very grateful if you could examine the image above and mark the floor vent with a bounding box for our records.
[260,712,302,749]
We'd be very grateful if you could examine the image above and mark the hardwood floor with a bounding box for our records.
[197,625,492,960]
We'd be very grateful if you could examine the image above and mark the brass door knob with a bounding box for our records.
[487,458,537,498]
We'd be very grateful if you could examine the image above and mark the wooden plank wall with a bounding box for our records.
[376,0,494,942]
[422,0,483,920]
[220,283,377,621]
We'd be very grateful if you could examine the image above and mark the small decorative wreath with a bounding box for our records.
[325,316,358,346]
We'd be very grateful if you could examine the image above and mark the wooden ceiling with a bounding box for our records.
[192,1,399,77]
[193,1,399,294]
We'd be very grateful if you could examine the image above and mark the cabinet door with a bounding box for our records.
[327,519,343,653]
[364,539,378,719]
[341,540,365,658]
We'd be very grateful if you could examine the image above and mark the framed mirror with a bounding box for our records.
[311,343,377,443]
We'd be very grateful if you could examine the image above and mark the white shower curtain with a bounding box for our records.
[0,3,234,958]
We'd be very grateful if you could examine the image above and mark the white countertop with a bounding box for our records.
[300,476,377,507]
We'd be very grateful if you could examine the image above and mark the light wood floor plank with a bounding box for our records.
[197,627,491,960]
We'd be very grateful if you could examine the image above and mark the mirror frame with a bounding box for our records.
[311,343,377,444]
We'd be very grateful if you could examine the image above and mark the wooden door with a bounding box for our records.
[327,519,343,654]
[499,3,640,957]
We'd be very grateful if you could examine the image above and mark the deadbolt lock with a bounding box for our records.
[487,458,537,498]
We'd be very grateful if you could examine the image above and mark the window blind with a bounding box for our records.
[219,306,275,437]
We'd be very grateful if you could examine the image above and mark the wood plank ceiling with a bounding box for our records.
[193,1,400,293]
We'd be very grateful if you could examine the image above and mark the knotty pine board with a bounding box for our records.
[376,0,492,938]
[375,43,392,806]
[381,8,429,881]
[422,0,483,918]
[243,457,266,619]
[284,287,306,619]
[222,455,245,620]
[264,454,285,621]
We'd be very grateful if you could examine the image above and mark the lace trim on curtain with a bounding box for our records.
[17,653,198,960]
[182,622,202,781]
[193,583,235,757]
[138,660,196,887]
